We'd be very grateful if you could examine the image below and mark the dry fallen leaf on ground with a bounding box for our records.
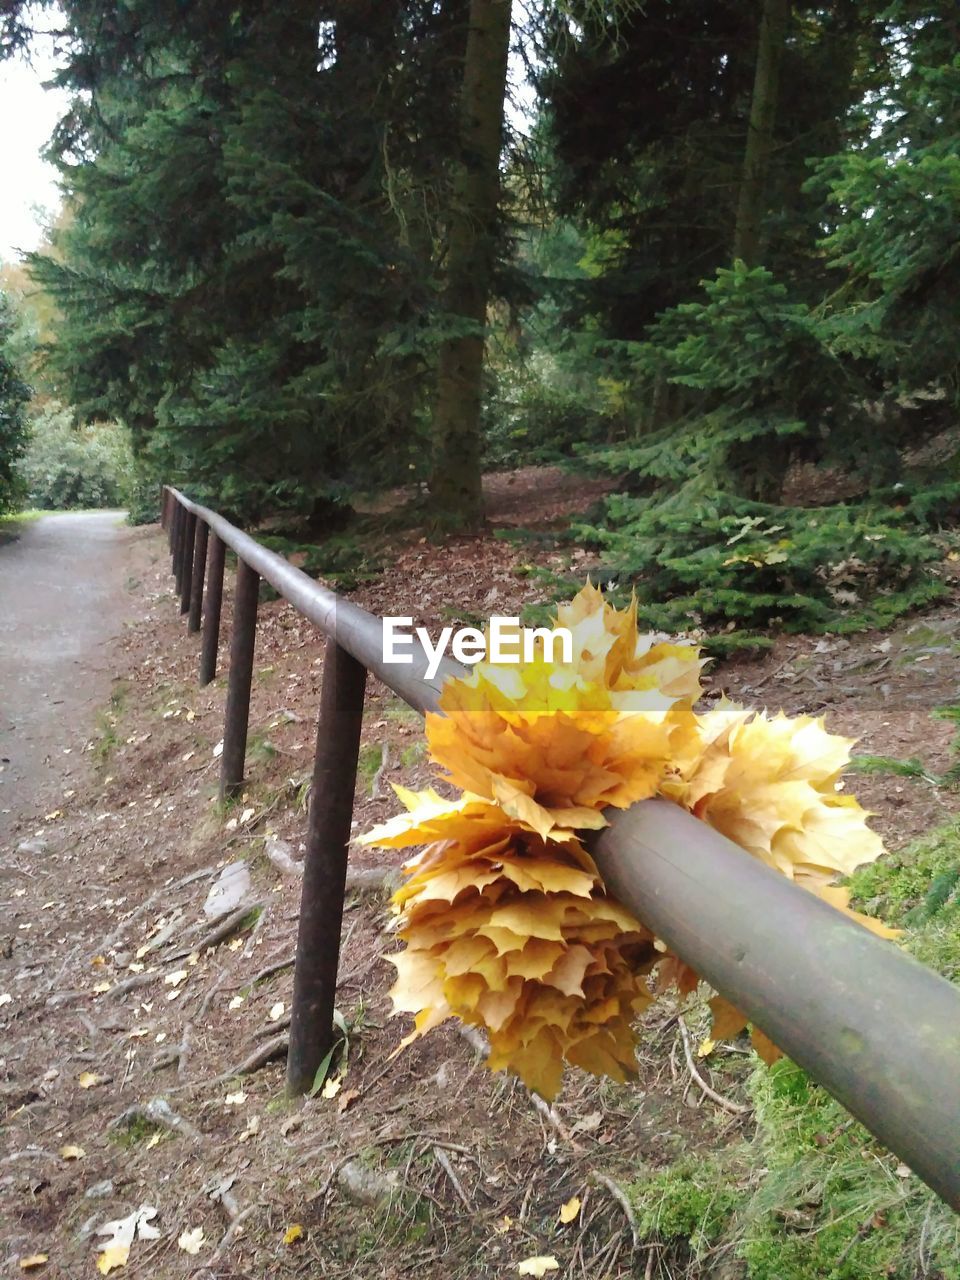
[517,1257,559,1277]
[269,1001,285,1020]
[224,1090,247,1106]
[177,1227,205,1255]
[78,1072,103,1089]
[18,1256,48,1271]
[321,1075,342,1099]
[96,1205,160,1274]
[283,1224,303,1245]
[558,1196,581,1224]
[164,969,188,987]
[59,1145,85,1160]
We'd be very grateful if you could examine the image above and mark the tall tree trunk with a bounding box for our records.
[733,0,791,267]
[429,0,512,530]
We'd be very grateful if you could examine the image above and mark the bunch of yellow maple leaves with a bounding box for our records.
[362,584,896,1099]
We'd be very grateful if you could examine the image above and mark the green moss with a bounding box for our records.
[109,1115,162,1148]
[624,822,960,1278]
[739,1062,960,1280]
[628,1156,740,1257]
[850,820,960,980]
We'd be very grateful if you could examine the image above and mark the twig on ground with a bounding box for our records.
[191,1203,259,1280]
[242,905,269,958]
[140,909,186,955]
[177,1023,193,1081]
[252,1015,291,1039]
[197,968,231,1021]
[104,972,158,1000]
[171,902,264,961]
[371,742,390,799]
[101,866,215,950]
[249,953,295,985]
[589,1171,639,1248]
[433,1145,471,1209]
[186,1032,289,1090]
[677,1017,751,1117]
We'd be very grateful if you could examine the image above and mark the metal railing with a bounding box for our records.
[160,485,960,1211]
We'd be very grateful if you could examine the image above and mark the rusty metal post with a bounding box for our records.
[174,504,189,593]
[170,499,182,568]
[219,559,260,800]
[287,637,367,1096]
[199,532,226,686]
[179,510,197,614]
[188,520,208,634]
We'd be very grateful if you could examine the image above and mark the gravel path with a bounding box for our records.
[0,512,130,842]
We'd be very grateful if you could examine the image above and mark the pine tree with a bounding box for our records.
[429,0,513,529]
[0,290,31,514]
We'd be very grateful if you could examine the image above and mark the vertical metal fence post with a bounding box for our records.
[170,501,182,571]
[219,559,260,800]
[200,533,226,686]
[174,505,189,593]
[179,511,197,615]
[287,637,367,1096]
[188,520,208,634]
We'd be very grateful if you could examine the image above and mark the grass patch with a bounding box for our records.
[382,697,421,729]
[400,741,426,768]
[109,1115,162,1148]
[623,820,960,1278]
[92,683,129,766]
[358,742,385,794]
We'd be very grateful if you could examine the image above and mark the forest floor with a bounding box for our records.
[2,465,959,1279]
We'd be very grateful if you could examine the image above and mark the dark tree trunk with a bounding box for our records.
[429,0,512,530]
[733,0,791,267]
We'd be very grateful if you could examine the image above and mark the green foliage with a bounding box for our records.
[563,261,957,641]
[258,529,385,593]
[27,0,472,524]
[850,819,960,977]
[627,1157,739,1259]
[739,1058,960,1280]
[625,821,960,1279]
[0,290,30,515]
[18,402,135,511]
[569,489,947,646]
[815,26,960,412]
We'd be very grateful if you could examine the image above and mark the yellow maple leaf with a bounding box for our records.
[376,799,656,1099]
[559,1196,582,1223]
[426,661,694,839]
[555,581,705,703]
[283,1224,304,1245]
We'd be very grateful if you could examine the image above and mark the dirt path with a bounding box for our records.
[0,512,131,842]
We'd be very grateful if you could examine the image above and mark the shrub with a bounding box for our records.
[18,402,137,511]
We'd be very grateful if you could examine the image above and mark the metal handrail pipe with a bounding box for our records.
[163,486,960,1210]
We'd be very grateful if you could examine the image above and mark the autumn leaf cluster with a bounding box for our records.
[363,584,892,1098]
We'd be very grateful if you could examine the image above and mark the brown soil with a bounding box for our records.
[2,471,958,1279]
